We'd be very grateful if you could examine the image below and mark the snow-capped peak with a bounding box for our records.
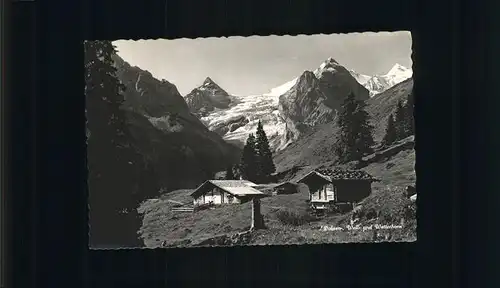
[203,77,215,86]
[314,57,341,77]
[266,59,412,100]
[348,69,372,85]
[384,63,412,84]
[351,63,412,97]
[326,57,338,64]
[265,57,343,97]
[263,77,298,97]
[386,63,410,76]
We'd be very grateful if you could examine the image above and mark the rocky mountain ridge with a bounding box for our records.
[111,54,240,190]
[195,58,375,151]
[273,77,414,171]
[349,63,412,96]
[278,58,370,143]
[184,77,233,117]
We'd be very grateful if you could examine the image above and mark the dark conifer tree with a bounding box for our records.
[334,93,375,163]
[382,114,397,147]
[232,164,242,180]
[225,165,235,180]
[255,120,276,183]
[85,40,158,247]
[240,134,258,182]
[394,100,406,140]
[404,93,415,136]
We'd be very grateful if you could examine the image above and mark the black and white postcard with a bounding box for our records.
[85,31,416,249]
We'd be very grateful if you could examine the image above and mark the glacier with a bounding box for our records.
[200,93,290,151]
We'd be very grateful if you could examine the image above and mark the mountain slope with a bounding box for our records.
[138,141,416,248]
[112,54,241,190]
[274,77,413,171]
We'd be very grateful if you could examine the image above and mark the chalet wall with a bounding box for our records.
[203,187,222,204]
[310,183,335,202]
[334,181,371,203]
[193,184,241,206]
[225,192,241,204]
[301,175,332,202]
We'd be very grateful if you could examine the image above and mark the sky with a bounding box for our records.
[113,31,412,96]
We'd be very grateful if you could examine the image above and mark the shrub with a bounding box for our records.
[326,204,342,215]
[403,201,417,221]
[276,209,318,226]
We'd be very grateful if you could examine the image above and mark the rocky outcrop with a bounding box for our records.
[184,77,232,117]
[211,116,250,136]
[278,58,370,142]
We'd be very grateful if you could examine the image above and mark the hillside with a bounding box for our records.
[137,139,416,248]
[274,78,413,172]
[126,111,240,191]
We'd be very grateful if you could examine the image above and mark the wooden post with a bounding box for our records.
[251,197,264,230]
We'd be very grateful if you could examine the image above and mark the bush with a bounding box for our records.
[276,209,318,226]
[335,203,354,213]
[403,201,417,221]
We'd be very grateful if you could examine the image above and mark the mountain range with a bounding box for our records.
[350,63,413,96]
[187,58,412,151]
[267,62,412,98]
[110,54,412,189]
[273,77,414,172]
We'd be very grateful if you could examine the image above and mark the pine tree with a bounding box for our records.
[85,40,158,247]
[394,100,406,140]
[255,120,276,183]
[334,93,375,163]
[240,134,258,182]
[225,165,235,180]
[382,114,397,147]
[232,164,242,180]
[403,93,415,136]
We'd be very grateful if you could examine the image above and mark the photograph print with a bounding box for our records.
[85,31,416,249]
